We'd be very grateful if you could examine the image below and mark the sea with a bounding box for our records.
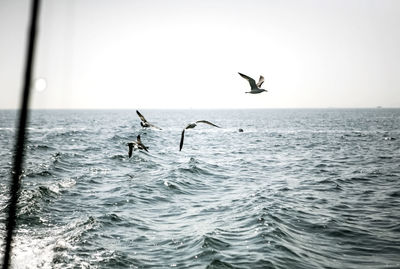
[0,108,399,269]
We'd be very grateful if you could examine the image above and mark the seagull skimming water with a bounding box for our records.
[136,110,162,130]
[238,72,267,94]
[127,135,148,157]
[179,120,221,151]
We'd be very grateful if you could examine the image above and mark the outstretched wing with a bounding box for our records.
[179,130,185,151]
[136,135,149,152]
[196,120,221,128]
[136,110,147,123]
[238,72,257,89]
[142,144,149,152]
[149,123,162,130]
[128,143,133,158]
[256,75,264,88]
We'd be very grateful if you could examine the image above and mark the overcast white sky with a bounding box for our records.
[1,0,399,109]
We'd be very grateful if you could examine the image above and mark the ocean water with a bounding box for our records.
[1,108,400,269]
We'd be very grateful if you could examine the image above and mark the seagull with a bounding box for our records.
[136,110,162,130]
[127,135,148,157]
[179,120,221,151]
[238,72,267,94]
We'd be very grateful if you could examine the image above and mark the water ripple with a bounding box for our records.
[1,109,400,268]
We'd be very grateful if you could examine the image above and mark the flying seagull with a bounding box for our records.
[136,110,162,130]
[238,72,267,94]
[179,120,221,151]
[127,135,148,157]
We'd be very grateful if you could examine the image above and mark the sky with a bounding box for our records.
[1,0,399,109]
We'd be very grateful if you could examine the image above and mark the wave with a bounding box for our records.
[22,151,83,180]
[206,259,235,269]
[27,144,56,151]
[110,154,127,161]
[16,178,76,225]
[2,109,400,268]
[202,234,230,250]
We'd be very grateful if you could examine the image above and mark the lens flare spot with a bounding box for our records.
[34,78,47,92]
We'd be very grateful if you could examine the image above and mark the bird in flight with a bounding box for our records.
[136,110,162,130]
[127,135,148,157]
[238,72,267,94]
[179,120,221,151]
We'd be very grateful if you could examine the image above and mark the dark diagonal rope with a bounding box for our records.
[2,0,41,268]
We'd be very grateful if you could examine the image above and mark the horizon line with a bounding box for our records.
[1,106,399,111]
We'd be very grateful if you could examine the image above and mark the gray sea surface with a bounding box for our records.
[1,109,400,268]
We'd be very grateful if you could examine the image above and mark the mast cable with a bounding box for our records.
[2,0,41,268]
